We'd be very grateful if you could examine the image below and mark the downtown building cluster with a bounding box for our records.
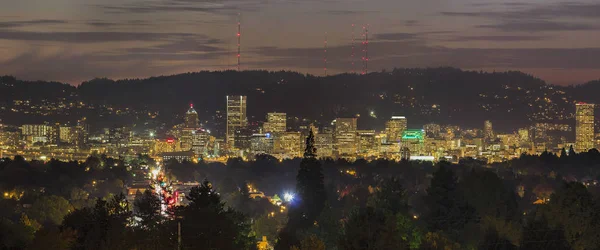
[0,96,597,164]
[151,97,600,164]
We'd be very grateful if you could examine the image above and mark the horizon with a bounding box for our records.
[1,0,600,85]
[4,67,598,87]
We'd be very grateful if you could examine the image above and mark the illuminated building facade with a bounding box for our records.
[273,132,302,159]
[263,112,286,133]
[191,129,210,155]
[153,138,181,156]
[250,133,274,155]
[401,129,425,155]
[315,133,334,158]
[357,130,376,156]
[334,118,358,156]
[21,124,52,144]
[385,116,407,143]
[184,104,200,129]
[226,95,247,147]
[483,120,494,142]
[576,102,595,153]
[424,123,441,138]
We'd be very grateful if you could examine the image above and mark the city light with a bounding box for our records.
[283,192,295,202]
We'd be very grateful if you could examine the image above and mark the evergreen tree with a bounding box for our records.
[423,163,475,241]
[133,190,162,230]
[277,129,326,249]
[176,179,255,250]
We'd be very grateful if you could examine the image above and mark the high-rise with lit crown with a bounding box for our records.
[575,102,595,153]
[263,112,286,133]
[385,116,407,143]
[226,95,247,147]
[184,104,200,129]
[484,120,494,142]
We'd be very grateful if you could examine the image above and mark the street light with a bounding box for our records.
[283,192,295,202]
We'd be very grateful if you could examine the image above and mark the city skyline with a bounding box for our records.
[1,0,600,85]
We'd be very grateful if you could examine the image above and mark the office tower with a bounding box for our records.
[357,130,376,156]
[153,138,182,156]
[576,102,595,153]
[250,133,274,155]
[401,129,425,155]
[234,127,253,154]
[423,123,441,138]
[21,124,52,137]
[518,128,530,144]
[334,118,358,156]
[226,96,247,147]
[191,129,210,155]
[184,104,200,129]
[484,120,494,141]
[263,112,286,133]
[73,118,89,148]
[273,132,302,159]
[385,116,407,143]
[315,133,334,158]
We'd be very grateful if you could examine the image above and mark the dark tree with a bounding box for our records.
[176,179,255,250]
[133,190,162,229]
[338,207,407,250]
[368,177,409,215]
[423,163,475,240]
[277,129,327,249]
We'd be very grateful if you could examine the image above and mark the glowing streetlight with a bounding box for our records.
[283,192,295,202]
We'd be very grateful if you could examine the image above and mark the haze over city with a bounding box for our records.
[1,0,600,85]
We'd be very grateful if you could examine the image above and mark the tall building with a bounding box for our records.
[576,102,595,153]
[21,124,52,137]
[385,116,407,143]
[263,112,286,133]
[334,118,358,156]
[226,96,247,147]
[315,133,334,158]
[484,120,494,141]
[423,123,441,138]
[250,133,274,155]
[184,104,200,129]
[401,129,425,156]
[357,130,376,156]
[273,132,302,159]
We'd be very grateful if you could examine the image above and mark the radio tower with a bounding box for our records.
[362,25,369,75]
[237,13,241,71]
[351,24,356,74]
[324,32,328,76]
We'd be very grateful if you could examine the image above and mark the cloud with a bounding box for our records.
[250,38,600,76]
[448,35,546,42]
[374,33,419,41]
[0,30,209,43]
[477,20,596,32]
[0,19,67,28]
[441,2,600,32]
[86,20,152,28]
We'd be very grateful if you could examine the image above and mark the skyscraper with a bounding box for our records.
[576,102,595,153]
[334,118,358,156]
[263,112,286,133]
[226,95,247,147]
[184,104,200,129]
[484,120,494,142]
[385,116,407,143]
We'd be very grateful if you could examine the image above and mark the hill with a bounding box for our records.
[0,68,594,133]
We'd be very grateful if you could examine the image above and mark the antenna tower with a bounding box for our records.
[362,25,369,75]
[324,32,328,76]
[351,24,355,74]
[237,13,241,71]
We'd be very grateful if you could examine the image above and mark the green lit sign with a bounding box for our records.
[401,129,424,140]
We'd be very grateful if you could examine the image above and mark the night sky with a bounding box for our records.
[1,0,599,85]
